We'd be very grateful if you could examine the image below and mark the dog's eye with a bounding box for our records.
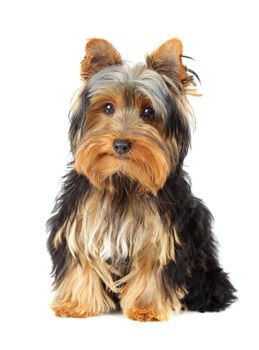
[140,107,156,121]
[103,103,115,116]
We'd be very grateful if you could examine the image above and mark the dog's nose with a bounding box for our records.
[113,139,132,155]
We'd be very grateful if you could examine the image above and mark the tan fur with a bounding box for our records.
[147,38,188,85]
[64,190,177,265]
[74,88,175,194]
[120,253,173,321]
[52,190,184,319]
[126,306,165,322]
[80,39,122,81]
[51,259,116,318]
[120,241,185,321]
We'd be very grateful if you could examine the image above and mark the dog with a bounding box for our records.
[47,38,236,321]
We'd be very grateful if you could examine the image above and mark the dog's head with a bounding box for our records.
[70,38,198,194]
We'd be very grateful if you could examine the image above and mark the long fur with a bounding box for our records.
[47,38,236,321]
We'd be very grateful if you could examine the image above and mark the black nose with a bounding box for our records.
[113,139,132,155]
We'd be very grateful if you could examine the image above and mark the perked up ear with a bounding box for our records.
[146,38,196,89]
[80,38,122,81]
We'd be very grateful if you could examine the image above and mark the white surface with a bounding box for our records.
[0,0,258,349]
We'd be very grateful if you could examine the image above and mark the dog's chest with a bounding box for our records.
[79,191,172,262]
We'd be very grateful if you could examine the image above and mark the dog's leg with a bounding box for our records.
[120,249,179,322]
[51,260,116,318]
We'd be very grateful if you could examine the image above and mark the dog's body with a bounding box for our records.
[47,38,236,321]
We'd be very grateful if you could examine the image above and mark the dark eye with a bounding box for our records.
[103,103,115,116]
[140,107,156,121]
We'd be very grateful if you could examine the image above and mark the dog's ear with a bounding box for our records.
[146,38,191,89]
[80,39,122,81]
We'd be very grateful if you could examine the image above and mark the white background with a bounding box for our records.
[0,0,258,349]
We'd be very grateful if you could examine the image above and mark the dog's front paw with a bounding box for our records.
[125,306,168,322]
[51,303,94,318]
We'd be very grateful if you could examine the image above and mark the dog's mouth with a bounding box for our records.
[99,152,130,160]
[98,153,134,178]
[93,152,168,194]
[74,139,171,194]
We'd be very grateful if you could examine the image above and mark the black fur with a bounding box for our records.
[157,167,237,311]
[69,88,89,152]
[164,94,191,161]
[47,169,91,283]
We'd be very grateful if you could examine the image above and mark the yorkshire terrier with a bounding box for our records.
[47,38,236,321]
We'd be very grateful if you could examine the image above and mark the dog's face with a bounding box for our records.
[70,39,197,194]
